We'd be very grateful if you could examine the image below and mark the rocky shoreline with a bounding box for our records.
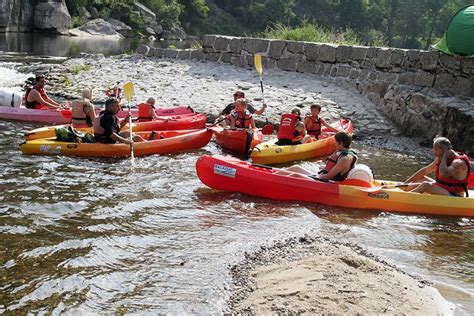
[226,234,453,314]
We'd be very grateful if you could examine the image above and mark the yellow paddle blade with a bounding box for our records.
[254,54,263,78]
[123,82,134,101]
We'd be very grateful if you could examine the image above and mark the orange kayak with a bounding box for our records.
[21,129,212,157]
[212,127,263,155]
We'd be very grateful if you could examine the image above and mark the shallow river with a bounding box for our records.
[0,55,473,314]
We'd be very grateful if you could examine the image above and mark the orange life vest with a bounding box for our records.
[228,109,252,128]
[306,116,322,137]
[71,100,93,127]
[435,152,471,196]
[137,102,154,121]
[320,150,358,181]
[277,113,303,142]
[25,86,47,110]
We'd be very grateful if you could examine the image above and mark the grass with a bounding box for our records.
[60,76,72,87]
[70,64,91,75]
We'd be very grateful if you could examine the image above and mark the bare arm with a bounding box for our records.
[321,119,339,133]
[439,152,467,178]
[229,116,236,129]
[405,160,437,183]
[110,132,132,144]
[249,117,256,129]
[29,90,62,109]
[253,103,267,115]
[318,156,352,181]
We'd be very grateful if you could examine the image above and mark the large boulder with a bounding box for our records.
[69,18,123,38]
[34,0,71,34]
[107,18,134,38]
[0,0,35,32]
[133,1,156,24]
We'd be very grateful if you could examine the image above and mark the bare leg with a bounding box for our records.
[411,182,453,196]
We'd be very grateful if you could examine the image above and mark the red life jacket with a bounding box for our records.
[25,86,47,110]
[138,102,154,121]
[320,150,358,181]
[306,116,322,137]
[228,109,252,128]
[277,113,303,142]
[435,152,471,196]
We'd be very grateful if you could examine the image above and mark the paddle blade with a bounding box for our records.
[123,82,134,102]
[254,54,263,78]
[261,124,274,135]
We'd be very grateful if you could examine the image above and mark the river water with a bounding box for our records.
[0,42,473,314]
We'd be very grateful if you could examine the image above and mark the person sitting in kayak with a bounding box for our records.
[71,88,96,127]
[276,108,310,146]
[137,97,160,121]
[94,98,148,144]
[25,74,64,110]
[405,137,470,197]
[228,98,256,129]
[304,103,339,138]
[276,131,358,182]
[215,90,267,123]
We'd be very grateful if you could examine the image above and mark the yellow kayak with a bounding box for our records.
[251,119,353,165]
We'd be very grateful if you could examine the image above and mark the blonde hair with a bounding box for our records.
[234,98,248,106]
[82,88,92,99]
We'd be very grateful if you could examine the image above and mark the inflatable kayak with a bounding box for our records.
[212,127,263,155]
[251,119,353,165]
[196,155,474,217]
[25,113,207,141]
[21,129,212,157]
[0,104,194,124]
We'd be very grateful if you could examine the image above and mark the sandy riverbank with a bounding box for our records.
[228,235,453,314]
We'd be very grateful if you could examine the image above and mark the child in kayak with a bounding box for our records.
[214,90,267,124]
[304,103,339,139]
[228,98,257,129]
[137,97,160,121]
[276,107,311,146]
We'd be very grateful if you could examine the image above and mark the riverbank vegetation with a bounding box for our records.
[65,0,471,49]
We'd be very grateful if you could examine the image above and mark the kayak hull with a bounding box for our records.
[214,128,264,155]
[196,155,474,217]
[0,105,193,124]
[21,129,212,157]
[251,119,353,165]
[24,113,207,141]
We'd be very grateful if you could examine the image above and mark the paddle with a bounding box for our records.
[123,82,135,163]
[254,54,274,135]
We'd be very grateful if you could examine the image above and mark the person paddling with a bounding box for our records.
[137,97,160,121]
[71,88,97,127]
[276,108,310,146]
[25,74,64,110]
[228,98,256,129]
[276,131,358,182]
[94,98,149,144]
[215,90,267,124]
[304,103,339,139]
[405,137,470,197]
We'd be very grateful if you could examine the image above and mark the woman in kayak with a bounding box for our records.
[276,131,358,181]
[304,103,339,139]
[71,88,97,127]
[404,137,470,197]
[137,97,160,121]
[276,108,311,146]
[228,98,257,129]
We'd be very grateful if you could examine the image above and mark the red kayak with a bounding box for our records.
[212,127,264,155]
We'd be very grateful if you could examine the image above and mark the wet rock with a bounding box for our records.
[107,18,134,38]
[69,19,123,38]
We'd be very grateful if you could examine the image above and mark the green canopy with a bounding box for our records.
[433,5,474,58]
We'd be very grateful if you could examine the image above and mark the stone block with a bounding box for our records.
[153,48,164,58]
[323,64,332,76]
[433,73,454,90]
[297,60,317,73]
[358,69,371,81]
[221,52,232,63]
[336,45,351,63]
[287,41,305,53]
[336,65,351,77]
[268,40,287,59]
[368,71,378,81]
[414,70,435,87]
[366,47,379,59]
[205,52,221,62]
[315,64,325,76]
[277,59,297,72]
[378,71,397,82]
[407,93,427,114]
[402,50,420,70]
[202,34,216,48]
[190,49,204,60]
[267,58,277,69]
[136,44,149,55]
[397,72,414,85]
[389,49,405,66]
[375,48,392,68]
[419,51,439,71]
[214,36,231,51]
[349,68,360,79]
[330,66,337,77]
[350,46,367,61]
[317,44,337,62]
[177,49,191,59]
[439,54,461,73]
[304,43,319,61]
[243,38,269,54]
[461,58,474,75]
[229,38,244,54]
[450,77,472,96]
[146,47,155,57]
[163,49,178,59]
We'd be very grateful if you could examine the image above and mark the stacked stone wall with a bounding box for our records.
[137,35,474,153]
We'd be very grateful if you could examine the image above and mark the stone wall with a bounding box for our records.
[137,35,474,153]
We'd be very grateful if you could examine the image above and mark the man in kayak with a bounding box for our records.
[405,137,470,197]
[215,90,267,123]
[228,98,257,129]
[71,88,96,127]
[94,98,149,144]
[276,131,358,181]
[304,103,339,138]
[25,74,64,110]
[276,107,310,146]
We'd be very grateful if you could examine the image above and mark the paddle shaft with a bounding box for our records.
[128,102,134,161]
